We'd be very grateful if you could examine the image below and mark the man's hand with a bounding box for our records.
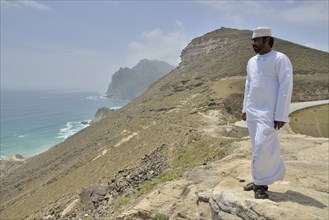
[274,121,285,130]
[242,112,247,121]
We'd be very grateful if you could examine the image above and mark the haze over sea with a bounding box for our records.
[0,89,129,159]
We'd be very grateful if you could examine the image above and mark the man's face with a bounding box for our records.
[252,37,266,53]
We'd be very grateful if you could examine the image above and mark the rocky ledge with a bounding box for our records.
[117,134,328,219]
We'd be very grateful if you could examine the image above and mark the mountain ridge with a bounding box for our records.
[106,59,175,100]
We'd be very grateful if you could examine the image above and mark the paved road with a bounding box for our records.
[235,99,329,128]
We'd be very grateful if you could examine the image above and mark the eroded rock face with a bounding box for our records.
[181,36,229,65]
[56,144,168,219]
[79,184,109,211]
[92,107,114,123]
[118,134,329,220]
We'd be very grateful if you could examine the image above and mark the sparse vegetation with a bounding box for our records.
[112,196,132,213]
[155,212,169,220]
[82,213,91,220]
[180,183,193,197]
[172,134,229,169]
[290,104,329,138]
[134,171,182,198]
[292,74,329,102]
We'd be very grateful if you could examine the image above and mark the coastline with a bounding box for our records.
[0,154,25,162]
[0,120,90,161]
[0,103,126,161]
[1,89,130,159]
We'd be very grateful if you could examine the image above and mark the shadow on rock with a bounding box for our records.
[268,190,327,208]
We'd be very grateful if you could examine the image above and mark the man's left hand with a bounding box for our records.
[274,121,286,130]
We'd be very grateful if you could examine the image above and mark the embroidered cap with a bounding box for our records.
[252,27,272,39]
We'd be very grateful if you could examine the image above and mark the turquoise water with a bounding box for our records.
[0,89,129,158]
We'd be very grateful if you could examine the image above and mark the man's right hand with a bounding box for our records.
[242,112,246,121]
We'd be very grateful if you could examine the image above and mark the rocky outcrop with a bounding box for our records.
[92,107,114,123]
[107,144,168,198]
[118,134,329,219]
[0,155,25,178]
[51,144,168,219]
[106,59,175,100]
[79,184,109,211]
[181,35,229,65]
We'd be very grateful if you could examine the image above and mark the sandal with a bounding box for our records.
[243,182,254,191]
[254,184,269,199]
[243,182,268,191]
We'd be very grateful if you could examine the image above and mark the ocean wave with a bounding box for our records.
[86,96,108,100]
[56,120,91,139]
[110,106,122,110]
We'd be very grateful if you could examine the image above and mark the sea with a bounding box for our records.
[0,89,130,159]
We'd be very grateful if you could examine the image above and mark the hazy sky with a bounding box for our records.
[1,0,328,92]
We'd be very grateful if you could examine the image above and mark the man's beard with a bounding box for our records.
[253,46,259,53]
[253,42,265,53]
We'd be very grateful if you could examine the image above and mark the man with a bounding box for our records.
[242,27,293,199]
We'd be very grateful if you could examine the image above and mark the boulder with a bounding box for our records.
[79,184,109,210]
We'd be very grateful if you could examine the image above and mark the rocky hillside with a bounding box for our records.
[0,27,328,219]
[106,59,175,99]
[117,134,328,219]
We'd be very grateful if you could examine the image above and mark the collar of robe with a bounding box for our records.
[256,50,273,61]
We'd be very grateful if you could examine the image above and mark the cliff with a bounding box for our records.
[106,59,175,100]
[92,107,114,123]
[0,27,328,219]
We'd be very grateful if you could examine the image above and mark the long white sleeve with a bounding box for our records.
[274,54,293,122]
[242,72,250,113]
